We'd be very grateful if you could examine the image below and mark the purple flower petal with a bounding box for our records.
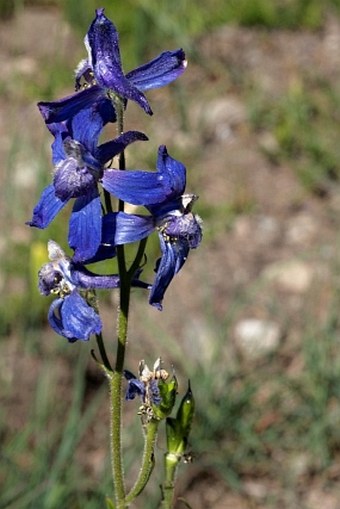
[53,154,97,202]
[86,8,123,72]
[86,8,152,115]
[27,184,67,228]
[102,169,167,205]
[149,235,190,311]
[48,292,102,342]
[126,49,187,91]
[95,130,148,165]
[101,146,186,206]
[71,266,120,289]
[162,210,203,249]
[156,144,186,198]
[44,122,68,165]
[125,378,146,401]
[38,85,106,124]
[81,243,117,264]
[70,107,105,153]
[69,192,102,262]
[101,212,153,247]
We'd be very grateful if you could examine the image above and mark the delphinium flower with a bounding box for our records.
[38,8,187,124]
[27,106,147,261]
[101,145,203,309]
[39,240,148,341]
[124,358,168,406]
[124,358,178,423]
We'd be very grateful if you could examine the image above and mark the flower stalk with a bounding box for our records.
[160,452,180,509]
[109,95,131,508]
[29,8,201,508]
[125,420,159,504]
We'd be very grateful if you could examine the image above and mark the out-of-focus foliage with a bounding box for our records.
[3,0,340,65]
[249,79,340,195]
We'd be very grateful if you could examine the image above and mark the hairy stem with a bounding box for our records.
[109,94,130,509]
[109,254,131,508]
[109,94,149,508]
[160,453,180,509]
[125,420,159,504]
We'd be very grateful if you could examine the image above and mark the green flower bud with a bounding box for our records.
[165,381,195,456]
[176,380,195,439]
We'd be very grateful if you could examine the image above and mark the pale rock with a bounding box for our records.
[234,318,281,359]
[243,480,267,499]
[13,159,39,189]
[262,259,314,293]
[233,215,280,244]
[258,131,280,156]
[285,213,318,245]
[288,452,311,477]
[193,96,247,142]
[305,488,339,509]
[233,215,252,239]
[256,215,281,244]
[2,56,38,81]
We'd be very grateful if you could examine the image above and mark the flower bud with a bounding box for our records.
[165,380,195,456]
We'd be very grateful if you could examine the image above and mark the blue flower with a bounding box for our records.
[37,8,186,124]
[101,146,203,310]
[39,240,148,342]
[27,106,147,262]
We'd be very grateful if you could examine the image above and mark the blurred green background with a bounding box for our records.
[0,0,340,508]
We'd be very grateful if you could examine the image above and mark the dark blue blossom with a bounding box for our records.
[101,146,203,310]
[37,8,187,124]
[27,106,147,262]
[124,359,169,406]
[39,240,148,342]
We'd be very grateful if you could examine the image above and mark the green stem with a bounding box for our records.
[104,188,113,214]
[128,237,147,277]
[109,93,131,509]
[160,453,180,509]
[109,373,126,508]
[95,332,112,372]
[109,259,131,509]
[108,93,149,508]
[114,95,126,213]
[125,420,159,504]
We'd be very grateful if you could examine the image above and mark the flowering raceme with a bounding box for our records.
[38,8,187,124]
[29,7,199,505]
